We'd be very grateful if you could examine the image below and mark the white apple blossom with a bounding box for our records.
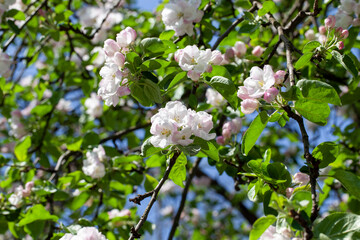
[175,45,221,81]
[56,98,72,112]
[293,172,310,186]
[241,99,259,115]
[85,93,103,118]
[97,63,131,107]
[82,146,106,179]
[59,227,107,240]
[108,209,131,219]
[149,101,215,148]
[116,27,137,48]
[205,88,226,108]
[9,110,26,139]
[161,0,203,36]
[0,49,12,78]
[335,10,353,28]
[233,41,247,58]
[239,65,275,99]
[260,225,290,240]
[8,186,23,207]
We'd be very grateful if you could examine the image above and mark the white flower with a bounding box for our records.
[108,209,131,219]
[176,45,220,81]
[60,227,107,240]
[161,0,203,36]
[9,186,23,208]
[242,65,275,99]
[190,110,216,140]
[335,10,353,28]
[233,41,247,58]
[56,98,72,112]
[0,49,12,78]
[240,99,259,115]
[340,0,356,14]
[305,29,316,40]
[116,27,137,48]
[293,173,310,186]
[260,225,290,240]
[82,146,107,179]
[85,93,103,118]
[9,110,26,139]
[206,88,226,108]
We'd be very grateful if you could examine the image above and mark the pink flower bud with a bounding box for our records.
[103,39,120,57]
[286,187,294,198]
[187,70,201,81]
[335,27,343,36]
[263,87,279,103]
[237,86,251,100]
[116,27,137,48]
[222,128,232,140]
[216,136,226,145]
[241,99,259,115]
[353,18,360,27]
[113,52,125,68]
[252,46,264,57]
[38,9,46,17]
[274,70,286,85]
[340,29,349,39]
[293,173,310,186]
[224,48,235,61]
[337,41,344,50]
[319,26,326,34]
[117,86,131,97]
[325,15,336,29]
[234,41,247,58]
[22,181,34,197]
[231,117,242,133]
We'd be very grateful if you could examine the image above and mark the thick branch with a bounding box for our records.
[128,151,180,240]
[167,157,202,240]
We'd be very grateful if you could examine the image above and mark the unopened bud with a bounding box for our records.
[325,15,336,29]
[340,29,349,39]
[337,41,344,50]
[263,87,279,103]
[319,26,326,34]
[252,46,264,57]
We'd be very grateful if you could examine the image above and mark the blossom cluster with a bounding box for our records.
[82,145,107,179]
[237,65,282,115]
[175,45,223,81]
[0,48,12,78]
[306,15,350,50]
[223,41,247,64]
[161,0,203,36]
[335,0,360,29]
[85,93,103,118]
[98,27,137,107]
[60,227,107,240]
[8,181,34,208]
[150,101,216,148]
[216,118,242,145]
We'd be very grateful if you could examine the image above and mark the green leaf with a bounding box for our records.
[140,59,169,71]
[193,137,219,161]
[18,204,58,226]
[294,52,313,70]
[314,212,360,239]
[5,9,26,20]
[303,41,321,53]
[239,21,260,34]
[209,76,238,109]
[331,169,360,200]
[125,52,142,73]
[331,50,358,77]
[66,138,83,151]
[258,1,278,16]
[140,38,166,56]
[15,136,31,161]
[141,138,162,157]
[167,72,187,90]
[159,30,175,40]
[70,191,90,210]
[143,79,162,104]
[312,142,339,168]
[294,99,330,125]
[169,152,187,187]
[280,86,301,101]
[144,174,159,192]
[241,111,269,155]
[249,215,276,240]
[296,79,341,105]
[263,149,271,163]
[290,191,312,217]
[82,132,100,148]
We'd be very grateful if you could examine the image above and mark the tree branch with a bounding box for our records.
[167,157,202,240]
[128,151,180,240]
[100,123,150,143]
[211,3,259,51]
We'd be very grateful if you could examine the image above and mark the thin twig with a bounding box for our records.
[211,2,259,51]
[129,151,180,240]
[100,123,150,143]
[167,157,202,240]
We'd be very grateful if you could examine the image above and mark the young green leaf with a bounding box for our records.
[169,152,187,187]
[249,215,276,240]
[241,111,269,155]
[15,136,31,161]
[312,142,339,168]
